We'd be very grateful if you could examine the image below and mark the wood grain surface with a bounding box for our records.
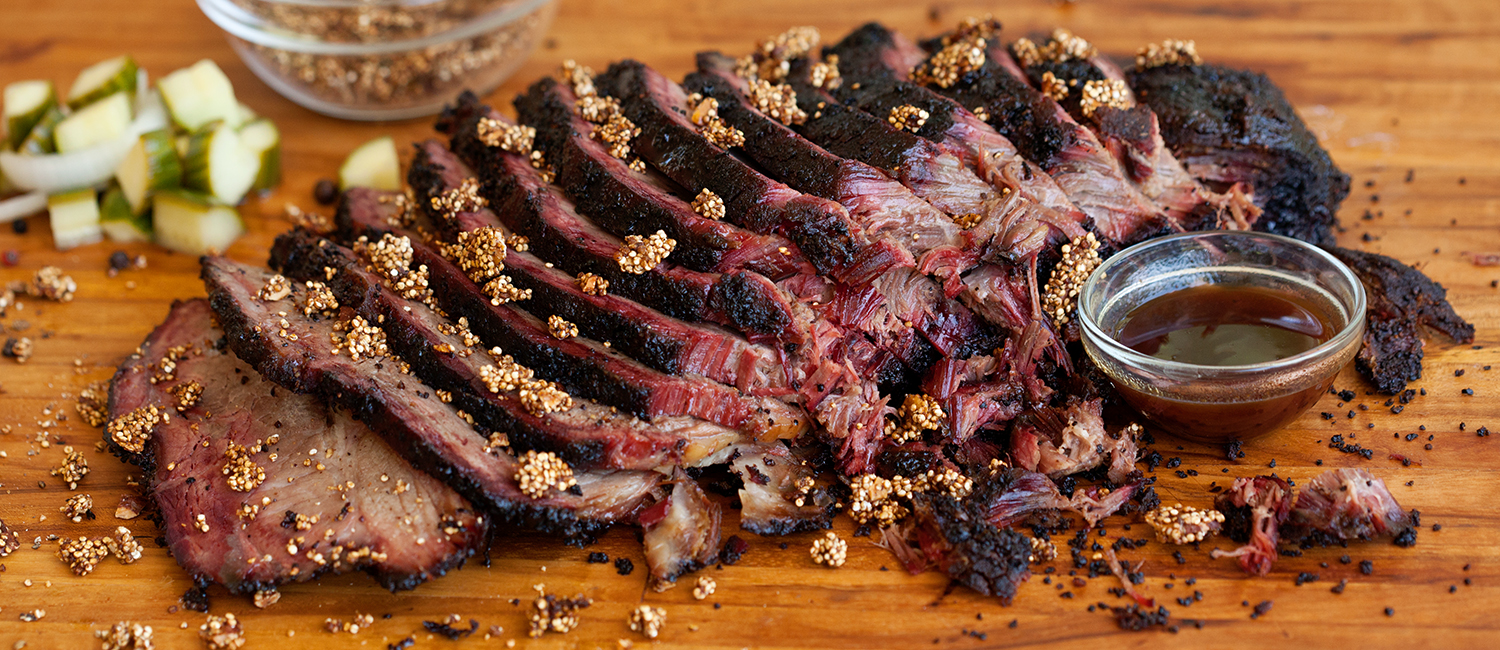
[1,0,1498,647]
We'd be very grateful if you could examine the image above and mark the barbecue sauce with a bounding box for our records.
[1109,284,1343,442]
[1117,285,1335,365]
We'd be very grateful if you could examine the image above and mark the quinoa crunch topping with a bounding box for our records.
[430,177,489,220]
[446,227,508,279]
[615,230,676,274]
[628,605,667,639]
[1136,39,1202,69]
[547,315,579,339]
[4,336,34,363]
[1013,29,1097,67]
[51,446,89,489]
[1040,71,1069,101]
[691,188,726,221]
[477,117,537,154]
[915,38,988,88]
[809,54,842,90]
[257,274,293,302]
[746,79,808,126]
[741,26,821,83]
[31,265,77,302]
[576,272,609,296]
[96,621,155,650]
[302,281,340,316]
[887,104,930,133]
[58,536,112,575]
[355,233,433,303]
[1145,504,1226,545]
[693,576,717,600]
[885,393,945,443]
[171,380,204,412]
[593,113,642,162]
[76,380,110,427]
[1040,232,1101,327]
[223,443,267,493]
[810,531,848,567]
[480,354,536,393]
[105,526,143,564]
[528,584,591,637]
[482,274,532,304]
[108,405,164,453]
[62,493,93,522]
[516,450,577,498]
[952,212,984,229]
[331,315,390,361]
[1079,79,1133,118]
[519,379,573,416]
[200,613,246,650]
[0,518,19,557]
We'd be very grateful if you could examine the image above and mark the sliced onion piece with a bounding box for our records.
[0,191,46,223]
[0,88,166,194]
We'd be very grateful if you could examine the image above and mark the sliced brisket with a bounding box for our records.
[201,257,658,537]
[914,29,1170,244]
[826,23,1091,240]
[332,207,811,441]
[515,76,810,279]
[1127,62,1351,246]
[269,229,726,471]
[598,59,909,285]
[728,442,835,535]
[437,103,802,342]
[404,141,788,395]
[108,299,485,593]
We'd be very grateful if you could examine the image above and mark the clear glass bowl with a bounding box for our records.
[197,0,558,120]
[1077,231,1366,443]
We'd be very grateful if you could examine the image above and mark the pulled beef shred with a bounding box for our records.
[1287,468,1415,544]
[422,619,479,639]
[1212,476,1293,576]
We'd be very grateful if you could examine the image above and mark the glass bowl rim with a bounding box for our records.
[1077,230,1367,377]
[197,0,555,55]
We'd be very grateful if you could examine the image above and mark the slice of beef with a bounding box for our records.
[1127,62,1351,246]
[1287,469,1415,544]
[726,441,835,535]
[996,30,1254,232]
[779,60,1065,264]
[405,141,787,395]
[201,257,658,537]
[107,299,485,593]
[914,29,1170,245]
[972,466,1138,529]
[640,471,722,589]
[598,59,909,286]
[1212,476,1293,576]
[437,102,802,342]
[826,23,1091,239]
[1324,246,1474,393]
[514,76,810,279]
[688,54,978,283]
[333,209,811,442]
[269,229,728,471]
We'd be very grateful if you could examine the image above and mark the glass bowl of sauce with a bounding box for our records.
[1077,231,1365,443]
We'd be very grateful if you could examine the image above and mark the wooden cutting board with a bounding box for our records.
[1,0,1497,647]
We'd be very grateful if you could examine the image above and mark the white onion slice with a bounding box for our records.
[0,87,167,194]
[0,191,46,223]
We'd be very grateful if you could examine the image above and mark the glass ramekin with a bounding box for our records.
[1077,231,1366,443]
[197,0,558,120]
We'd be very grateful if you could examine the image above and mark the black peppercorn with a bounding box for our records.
[314,178,339,205]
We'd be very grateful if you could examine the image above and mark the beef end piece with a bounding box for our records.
[1287,468,1414,545]
[1128,63,1350,246]
[641,472,722,589]
[1212,476,1293,576]
[1324,246,1474,393]
[909,493,1033,602]
[730,442,835,535]
[107,299,484,594]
